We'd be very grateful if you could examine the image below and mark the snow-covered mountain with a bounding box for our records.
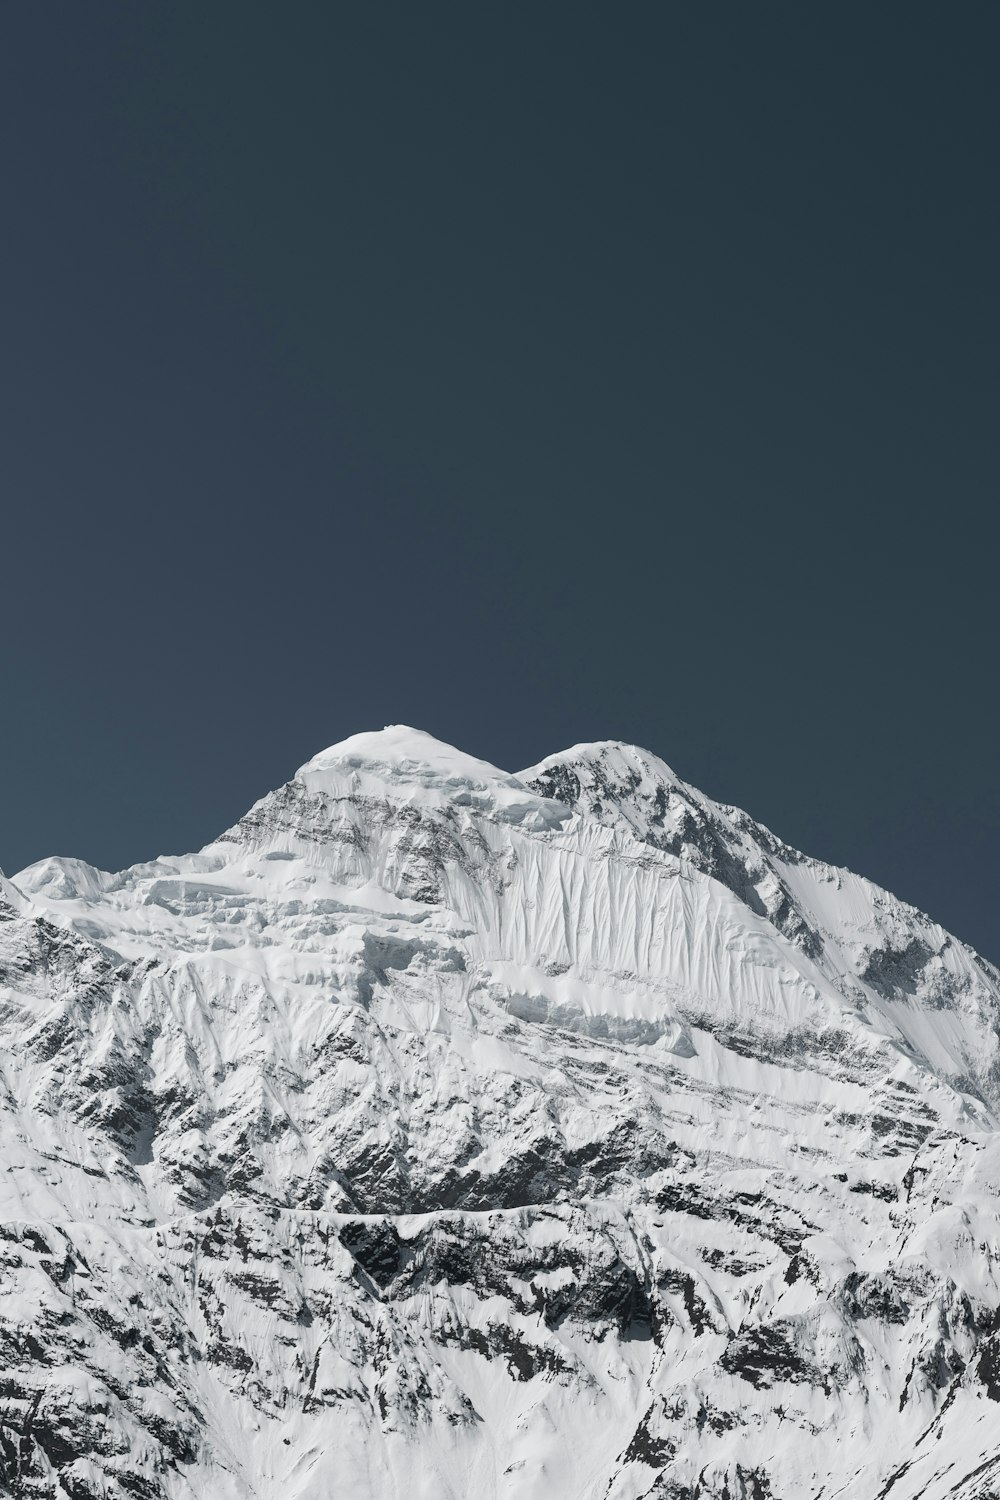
[3,725,1000,1499]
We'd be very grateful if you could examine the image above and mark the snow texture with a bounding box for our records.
[3,725,1000,1498]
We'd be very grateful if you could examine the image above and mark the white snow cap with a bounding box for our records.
[297,725,568,828]
[298,725,515,786]
[520,736,683,788]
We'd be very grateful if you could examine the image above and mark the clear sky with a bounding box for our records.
[2,5,998,960]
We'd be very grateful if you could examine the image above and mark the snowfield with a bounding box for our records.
[4,726,1000,1498]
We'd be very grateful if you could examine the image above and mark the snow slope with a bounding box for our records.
[3,726,1000,1499]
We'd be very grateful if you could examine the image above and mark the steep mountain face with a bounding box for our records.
[3,726,1000,1499]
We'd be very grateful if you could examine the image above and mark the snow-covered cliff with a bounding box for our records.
[3,726,1000,1498]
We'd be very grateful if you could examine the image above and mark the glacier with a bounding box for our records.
[3,725,1000,1497]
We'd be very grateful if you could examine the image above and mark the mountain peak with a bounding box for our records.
[6,724,1000,1496]
[520,736,682,789]
[297,724,509,783]
[294,724,566,828]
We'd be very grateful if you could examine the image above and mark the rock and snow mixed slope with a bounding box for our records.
[3,726,1000,1498]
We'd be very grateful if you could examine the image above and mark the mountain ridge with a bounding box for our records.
[2,726,1000,1499]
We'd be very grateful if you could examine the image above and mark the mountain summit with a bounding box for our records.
[3,729,1000,1499]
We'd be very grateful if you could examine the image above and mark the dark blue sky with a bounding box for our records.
[2,5,998,959]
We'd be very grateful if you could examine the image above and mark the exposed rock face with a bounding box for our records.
[4,725,1000,1498]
